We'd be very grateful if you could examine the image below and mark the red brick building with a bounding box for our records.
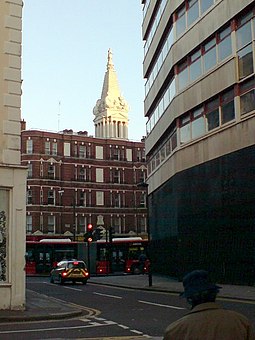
[21,50,147,241]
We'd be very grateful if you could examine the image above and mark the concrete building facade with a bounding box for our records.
[142,0,255,284]
[0,0,26,309]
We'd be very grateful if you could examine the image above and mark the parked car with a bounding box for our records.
[50,260,89,285]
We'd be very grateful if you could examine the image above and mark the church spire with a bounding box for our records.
[93,49,129,139]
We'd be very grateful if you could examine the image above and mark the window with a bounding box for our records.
[48,190,55,205]
[187,0,199,27]
[190,49,202,82]
[140,193,146,207]
[96,168,104,182]
[240,78,255,115]
[140,216,146,233]
[52,142,57,156]
[206,98,219,131]
[48,164,55,179]
[200,0,214,14]
[26,215,32,233]
[113,216,121,233]
[79,168,85,181]
[27,163,32,178]
[113,148,120,160]
[27,190,32,205]
[176,6,186,37]
[78,216,86,234]
[47,215,55,233]
[126,149,132,162]
[236,14,252,50]
[96,191,104,206]
[192,107,205,139]
[237,44,253,79]
[113,169,120,183]
[45,141,50,155]
[218,26,232,62]
[96,145,103,159]
[203,38,216,72]
[114,193,121,207]
[178,60,189,90]
[64,142,70,156]
[79,145,86,158]
[79,192,85,206]
[180,114,191,144]
[221,89,235,124]
[26,139,33,154]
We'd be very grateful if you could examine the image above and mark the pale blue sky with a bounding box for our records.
[21,1,146,141]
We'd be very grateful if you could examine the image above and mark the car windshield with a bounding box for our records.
[67,262,85,269]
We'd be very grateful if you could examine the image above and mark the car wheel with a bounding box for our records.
[82,280,87,285]
[59,275,64,285]
[50,275,54,283]
[72,280,76,284]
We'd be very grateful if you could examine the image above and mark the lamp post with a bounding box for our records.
[58,190,64,234]
[72,199,76,242]
[137,181,152,287]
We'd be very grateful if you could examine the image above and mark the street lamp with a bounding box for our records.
[137,181,152,287]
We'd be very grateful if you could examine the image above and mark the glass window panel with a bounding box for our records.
[171,131,177,150]
[187,0,199,26]
[236,21,252,50]
[240,89,255,115]
[190,58,202,82]
[179,68,189,90]
[204,38,216,51]
[192,116,205,139]
[219,26,231,40]
[207,109,219,131]
[166,140,171,156]
[221,100,235,124]
[200,0,214,14]
[238,44,253,79]
[167,26,174,50]
[180,124,191,144]
[163,90,170,109]
[203,47,216,72]
[169,78,176,101]
[176,8,186,37]
[193,106,203,118]
[218,35,232,61]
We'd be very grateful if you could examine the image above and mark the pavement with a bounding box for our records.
[0,274,254,323]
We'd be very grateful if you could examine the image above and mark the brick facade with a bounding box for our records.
[21,124,147,240]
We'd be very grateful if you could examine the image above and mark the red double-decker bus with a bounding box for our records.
[25,237,149,276]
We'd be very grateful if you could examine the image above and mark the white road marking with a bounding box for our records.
[131,329,144,334]
[63,286,82,292]
[119,324,130,329]
[139,300,185,310]
[0,323,111,335]
[93,292,122,299]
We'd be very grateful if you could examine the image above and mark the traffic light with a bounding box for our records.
[94,227,104,240]
[84,223,93,242]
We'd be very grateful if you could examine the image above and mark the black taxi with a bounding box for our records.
[50,260,89,285]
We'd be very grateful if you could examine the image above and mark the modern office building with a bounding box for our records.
[0,0,26,309]
[142,0,255,284]
[21,50,147,241]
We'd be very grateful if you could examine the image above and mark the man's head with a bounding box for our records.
[180,270,221,308]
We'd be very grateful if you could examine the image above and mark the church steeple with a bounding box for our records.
[93,49,129,139]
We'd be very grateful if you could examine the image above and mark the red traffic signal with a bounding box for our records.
[87,223,93,230]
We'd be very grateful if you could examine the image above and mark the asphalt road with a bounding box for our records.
[0,277,254,339]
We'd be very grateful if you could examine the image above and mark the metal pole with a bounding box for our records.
[137,181,152,287]
[87,241,91,277]
[73,201,76,242]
